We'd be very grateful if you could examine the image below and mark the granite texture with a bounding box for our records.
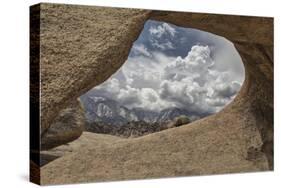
[35,3,273,185]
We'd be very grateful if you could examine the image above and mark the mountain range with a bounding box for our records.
[80,94,196,126]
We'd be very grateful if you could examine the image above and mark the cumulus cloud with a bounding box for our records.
[157,45,242,114]
[148,22,177,50]
[131,44,152,57]
[149,23,176,38]
[86,20,245,119]
[91,44,243,116]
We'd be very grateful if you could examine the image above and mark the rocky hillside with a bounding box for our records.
[86,115,191,138]
[80,94,192,137]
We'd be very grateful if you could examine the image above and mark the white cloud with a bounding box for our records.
[92,44,243,115]
[95,78,120,94]
[149,23,176,38]
[117,85,141,106]
[149,23,177,50]
[131,44,152,57]
[151,40,175,50]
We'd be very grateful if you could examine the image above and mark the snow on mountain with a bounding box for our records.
[80,95,192,125]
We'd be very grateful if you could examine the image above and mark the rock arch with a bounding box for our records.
[36,3,273,182]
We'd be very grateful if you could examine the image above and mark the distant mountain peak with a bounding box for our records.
[80,95,193,126]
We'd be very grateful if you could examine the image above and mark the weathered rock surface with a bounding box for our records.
[39,4,150,136]
[40,132,123,166]
[37,3,150,149]
[37,3,273,185]
[41,100,85,150]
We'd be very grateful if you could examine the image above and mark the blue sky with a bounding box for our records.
[85,20,245,119]
[131,20,216,57]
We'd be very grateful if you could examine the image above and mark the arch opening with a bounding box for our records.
[79,20,245,137]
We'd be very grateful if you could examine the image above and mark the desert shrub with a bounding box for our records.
[173,115,191,127]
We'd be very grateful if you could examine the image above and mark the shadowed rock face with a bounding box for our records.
[41,100,85,150]
[36,3,273,184]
